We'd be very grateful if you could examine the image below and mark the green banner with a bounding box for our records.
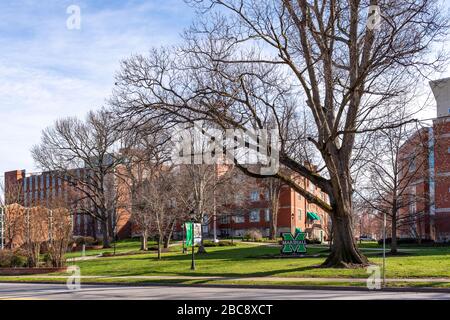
[185,222,194,247]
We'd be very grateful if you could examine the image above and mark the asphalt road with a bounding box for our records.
[0,283,449,300]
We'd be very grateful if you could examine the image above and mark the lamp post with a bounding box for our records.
[190,221,196,271]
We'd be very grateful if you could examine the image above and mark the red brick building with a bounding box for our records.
[3,169,125,240]
[213,169,330,242]
[398,78,450,242]
[4,164,330,243]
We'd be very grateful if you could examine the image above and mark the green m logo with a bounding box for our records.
[281,232,307,254]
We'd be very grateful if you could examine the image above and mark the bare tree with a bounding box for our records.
[0,180,25,250]
[139,167,180,259]
[357,107,431,253]
[112,0,448,267]
[263,178,284,240]
[32,109,123,248]
[46,199,73,268]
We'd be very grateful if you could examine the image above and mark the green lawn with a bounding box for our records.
[65,239,153,258]
[1,241,448,288]
[63,241,449,279]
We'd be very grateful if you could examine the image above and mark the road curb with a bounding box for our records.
[1,280,449,294]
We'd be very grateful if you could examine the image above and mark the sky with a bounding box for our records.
[0,1,449,179]
[0,0,195,177]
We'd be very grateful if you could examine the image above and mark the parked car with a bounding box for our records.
[358,236,376,241]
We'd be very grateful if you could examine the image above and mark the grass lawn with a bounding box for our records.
[1,240,448,288]
[64,239,156,258]
[63,241,449,279]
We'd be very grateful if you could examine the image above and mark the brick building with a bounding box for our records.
[208,167,330,242]
[3,168,130,240]
[398,78,450,242]
[4,164,330,244]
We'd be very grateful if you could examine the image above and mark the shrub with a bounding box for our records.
[243,229,263,242]
[377,238,435,245]
[0,250,13,268]
[203,240,236,247]
[74,236,96,246]
[101,252,114,257]
[0,250,28,268]
[10,254,28,268]
[218,240,236,247]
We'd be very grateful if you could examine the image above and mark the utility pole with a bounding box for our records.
[213,164,218,243]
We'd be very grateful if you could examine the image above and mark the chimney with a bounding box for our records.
[430,77,450,118]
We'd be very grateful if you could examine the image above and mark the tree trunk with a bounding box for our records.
[101,219,111,248]
[163,220,175,249]
[141,230,148,251]
[269,198,279,240]
[157,235,162,260]
[391,212,398,254]
[197,238,207,254]
[322,212,369,268]
[163,231,172,249]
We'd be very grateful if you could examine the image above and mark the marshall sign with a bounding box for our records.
[281,232,307,255]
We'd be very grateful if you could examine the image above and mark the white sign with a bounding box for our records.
[193,223,202,245]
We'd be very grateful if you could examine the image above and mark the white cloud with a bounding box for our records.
[0,0,194,175]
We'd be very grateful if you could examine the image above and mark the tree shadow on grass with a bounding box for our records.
[93,245,328,278]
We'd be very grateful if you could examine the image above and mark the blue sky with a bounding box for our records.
[0,0,195,177]
[0,1,449,179]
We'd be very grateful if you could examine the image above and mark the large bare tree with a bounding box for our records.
[112,0,448,267]
[32,109,123,248]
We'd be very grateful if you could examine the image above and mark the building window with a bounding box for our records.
[298,193,302,201]
[233,215,245,224]
[220,216,230,224]
[265,191,270,200]
[309,182,315,193]
[250,191,259,201]
[40,175,44,189]
[29,177,32,191]
[408,158,416,172]
[249,210,260,222]
[447,147,450,154]
[265,208,270,222]
[298,209,303,221]
[448,108,450,114]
